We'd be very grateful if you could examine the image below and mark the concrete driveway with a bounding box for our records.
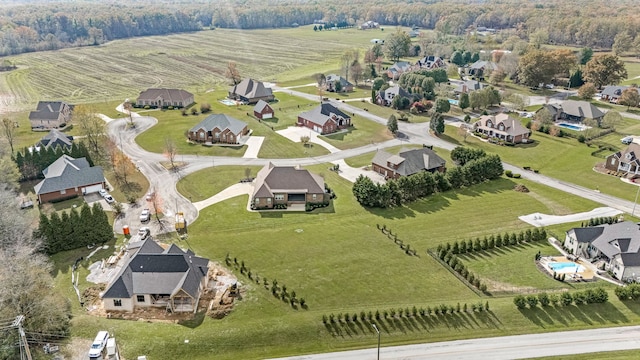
[192,182,254,211]
[243,136,265,158]
[276,126,340,153]
[519,207,623,227]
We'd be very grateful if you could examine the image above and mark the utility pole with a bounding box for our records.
[13,315,32,360]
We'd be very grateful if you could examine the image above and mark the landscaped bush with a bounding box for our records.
[512,173,521,178]
[505,170,513,177]
[514,295,527,309]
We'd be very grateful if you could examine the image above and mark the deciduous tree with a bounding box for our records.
[583,54,627,88]
[384,28,411,62]
[578,82,597,100]
[163,137,178,171]
[430,112,445,135]
[613,32,633,55]
[459,93,470,111]
[387,114,398,135]
[619,88,640,110]
[517,49,555,87]
[74,104,106,161]
[225,61,242,85]
[0,118,16,154]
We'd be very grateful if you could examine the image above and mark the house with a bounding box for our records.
[135,88,194,108]
[467,60,498,79]
[564,221,640,282]
[360,21,379,30]
[541,100,605,123]
[416,56,445,70]
[376,85,411,106]
[251,163,328,209]
[253,100,274,120]
[408,30,421,38]
[38,129,73,150]
[34,155,105,203]
[370,39,384,44]
[473,113,531,144]
[453,80,486,95]
[187,114,248,144]
[228,78,275,104]
[102,239,209,313]
[29,101,73,131]
[371,147,446,180]
[387,61,413,80]
[604,143,640,175]
[297,103,351,134]
[601,85,638,103]
[325,74,354,92]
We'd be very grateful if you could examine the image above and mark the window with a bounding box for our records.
[60,189,66,194]
[312,194,317,200]
[267,198,272,204]
[113,299,122,307]
[137,295,145,302]
[199,132,205,139]
[611,158,616,165]
[254,198,259,204]
[275,194,285,200]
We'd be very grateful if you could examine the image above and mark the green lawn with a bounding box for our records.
[321,115,393,150]
[176,165,263,202]
[347,100,432,123]
[529,349,640,360]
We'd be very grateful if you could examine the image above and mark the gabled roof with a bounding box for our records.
[326,74,353,88]
[252,162,325,198]
[189,114,247,134]
[229,78,273,99]
[548,100,605,120]
[474,113,530,137]
[610,143,640,166]
[102,239,209,299]
[469,60,498,71]
[454,80,486,93]
[372,147,446,176]
[137,88,193,104]
[299,103,351,127]
[567,227,604,243]
[379,85,410,99]
[389,61,412,74]
[253,100,272,113]
[601,85,631,98]
[34,155,104,195]
[416,55,444,68]
[571,222,640,264]
[39,129,73,149]
[29,101,71,120]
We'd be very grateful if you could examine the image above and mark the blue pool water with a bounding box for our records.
[548,262,585,273]
[448,99,459,106]
[557,123,584,131]
[220,99,237,106]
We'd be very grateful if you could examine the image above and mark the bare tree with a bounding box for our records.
[300,135,311,147]
[225,61,242,85]
[150,191,165,227]
[163,137,178,171]
[75,104,106,161]
[0,118,16,154]
[341,49,359,82]
[123,100,134,126]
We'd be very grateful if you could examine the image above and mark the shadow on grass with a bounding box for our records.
[178,311,206,328]
[322,126,357,142]
[437,133,461,145]
[518,302,629,328]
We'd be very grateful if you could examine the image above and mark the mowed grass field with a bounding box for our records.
[56,166,640,360]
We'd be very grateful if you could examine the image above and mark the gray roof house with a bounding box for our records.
[387,61,413,80]
[564,221,640,281]
[601,85,639,103]
[102,239,209,313]
[297,103,351,134]
[252,162,328,210]
[371,147,446,179]
[542,100,605,123]
[473,113,531,144]
[34,155,105,203]
[38,129,73,150]
[136,88,194,108]
[29,101,73,131]
[415,55,445,70]
[187,114,249,144]
[376,85,411,106]
[228,78,275,104]
[604,143,640,175]
[453,80,487,94]
[467,60,498,78]
[326,74,354,92]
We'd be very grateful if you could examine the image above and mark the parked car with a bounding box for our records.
[99,189,108,198]
[622,136,634,145]
[104,195,115,204]
[137,227,150,240]
[140,209,151,222]
[145,191,155,201]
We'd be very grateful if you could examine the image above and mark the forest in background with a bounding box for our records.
[0,0,639,56]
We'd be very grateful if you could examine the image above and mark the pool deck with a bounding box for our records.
[540,256,595,281]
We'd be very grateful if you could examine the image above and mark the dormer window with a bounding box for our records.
[626,153,633,160]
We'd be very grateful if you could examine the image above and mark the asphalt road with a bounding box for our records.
[273,325,640,360]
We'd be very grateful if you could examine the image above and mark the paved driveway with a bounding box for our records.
[276,126,341,153]
[243,136,265,158]
[519,206,623,227]
[192,182,254,211]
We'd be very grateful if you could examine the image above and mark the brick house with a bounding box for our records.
[605,143,640,175]
[473,113,531,144]
[229,78,275,104]
[297,103,351,134]
[251,163,328,209]
[371,147,446,180]
[136,88,194,108]
[187,114,249,144]
[34,155,105,203]
[253,100,274,119]
[29,101,73,131]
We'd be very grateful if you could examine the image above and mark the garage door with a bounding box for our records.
[83,184,103,194]
[263,113,273,119]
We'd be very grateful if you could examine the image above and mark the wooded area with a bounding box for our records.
[1,0,640,56]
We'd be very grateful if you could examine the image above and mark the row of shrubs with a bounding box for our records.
[322,301,491,325]
[225,254,306,309]
[305,201,330,212]
[504,170,522,179]
[436,250,488,293]
[436,228,548,256]
[615,284,640,300]
[583,216,620,227]
[514,288,608,309]
[377,224,417,256]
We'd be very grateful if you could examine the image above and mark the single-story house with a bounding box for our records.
[253,100,274,119]
[415,55,445,70]
[34,155,105,203]
[38,129,73,150]
[467,60,498,79]
[251,162,328,209]
[601,85,639,103]
[187,114,248,144]
[564,221,640,282]
[228,78,275,104]
[453,80,486,95]
[541,100,605,123]
[371,147,446,180]
[325,74,354,92]
[102,239,209,313]
[29,101,73,131]
[360,21,379,30]
[376,85,410,106]
[387,61,413,80]
[473,113,531,144]
[297,103,351,134]
[136,88,194,108]
[605,143,640,175]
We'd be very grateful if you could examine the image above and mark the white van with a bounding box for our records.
[88,331,109,359]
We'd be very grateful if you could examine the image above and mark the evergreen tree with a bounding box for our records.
[79,203,95,246]
[459,93,470,111]
[48,212,64,254]
[92,203,114,244]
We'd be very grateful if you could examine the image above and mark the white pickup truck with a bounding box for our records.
[140,209,151,222]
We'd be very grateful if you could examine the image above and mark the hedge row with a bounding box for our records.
[514,288,608,309]
[377,224,417,256]
[437,228,548,256]
[436,250,487,293]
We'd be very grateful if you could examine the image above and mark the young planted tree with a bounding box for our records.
[459,93,470,111]
[430,112,445,135]
[163,137,178,171]
[387,114,398,135]
[578,83,597,100]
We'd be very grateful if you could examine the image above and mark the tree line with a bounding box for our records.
[35,202,113,255]
[514,288,608,309]
[353,147,503,208]
[13,142,93,181]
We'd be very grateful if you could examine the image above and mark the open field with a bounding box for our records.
[176,165,263,202]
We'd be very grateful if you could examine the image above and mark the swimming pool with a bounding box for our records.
[557,123,585,131]
[448,99,459,106]
[220,99,237,106]
[548,261,585,273]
